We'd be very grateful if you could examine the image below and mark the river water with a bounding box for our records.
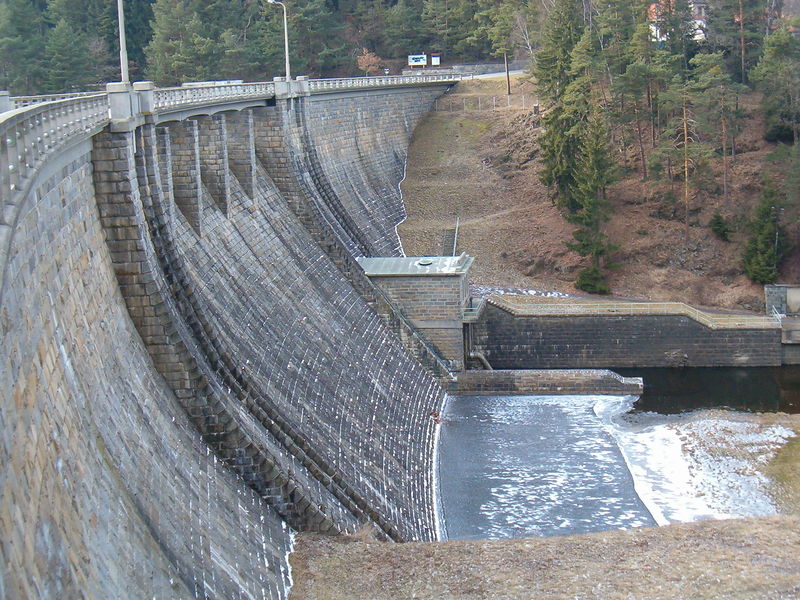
[438,373,799,541]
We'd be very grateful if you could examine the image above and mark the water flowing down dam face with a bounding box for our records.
[438,395,656,540]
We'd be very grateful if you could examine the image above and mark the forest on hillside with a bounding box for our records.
[1,0,798,294]
[531,0,799,293]
[0,0,542,93]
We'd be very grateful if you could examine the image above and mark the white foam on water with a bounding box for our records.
[594,396,797,526]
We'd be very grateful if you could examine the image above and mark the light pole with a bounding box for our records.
[266,0,291,81]
[116,0,129,82]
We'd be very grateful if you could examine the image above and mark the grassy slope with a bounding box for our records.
[400,75,800,311]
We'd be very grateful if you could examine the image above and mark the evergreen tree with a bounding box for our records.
[0,0,47,93]
[742,182,792,283]
[567,108,619,294]
[474,0,540,60]
[532,0,584,104]
[385,0,425,57]
[705,0,766,84]
[43,18,91,92]
[690,51,747,210]
[751,24,800,142]
[650,74,714,241]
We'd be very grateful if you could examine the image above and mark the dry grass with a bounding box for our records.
[400,75,800,311]
[289,516,800,600]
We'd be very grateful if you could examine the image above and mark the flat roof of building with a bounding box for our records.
[357,254,473,276]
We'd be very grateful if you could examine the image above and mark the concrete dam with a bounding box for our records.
[2,75,793,598]
[0,76,459,598]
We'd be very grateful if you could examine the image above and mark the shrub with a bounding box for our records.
[709,213,731,241]
[575,265,611,294]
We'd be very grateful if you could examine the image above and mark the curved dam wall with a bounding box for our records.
[1,83,450,598]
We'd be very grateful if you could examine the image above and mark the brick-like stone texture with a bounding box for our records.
[479,304,783,369]
[454,369,644,396]
[298,88,445,258]
[368,274,467,371]
[0,151,291,599]
[1,84,455,598]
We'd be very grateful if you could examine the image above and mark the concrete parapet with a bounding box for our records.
[453,369,644,396]
[479,296,783,369]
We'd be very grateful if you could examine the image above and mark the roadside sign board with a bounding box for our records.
[431,53,441,66]
[408,54,428,67]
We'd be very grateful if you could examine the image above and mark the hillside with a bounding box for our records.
[399,75,800,311]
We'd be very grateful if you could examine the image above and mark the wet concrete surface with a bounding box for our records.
[438,395,655,540]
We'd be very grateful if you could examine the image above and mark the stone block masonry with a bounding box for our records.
[479,301,783,369]
[0,146,291,599]
[1,81,455,598]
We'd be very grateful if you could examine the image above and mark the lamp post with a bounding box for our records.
[266,0,291,81]
[116,0,129,82]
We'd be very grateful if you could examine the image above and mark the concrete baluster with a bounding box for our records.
[133,81,155,116]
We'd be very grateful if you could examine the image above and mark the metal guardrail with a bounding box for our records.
[488,296,781,330]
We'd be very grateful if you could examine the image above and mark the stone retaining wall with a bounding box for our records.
[479,304,783,369]
[454,370,644,396]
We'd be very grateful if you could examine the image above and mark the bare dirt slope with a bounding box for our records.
[289,515,800,600]
[399,76,800,311]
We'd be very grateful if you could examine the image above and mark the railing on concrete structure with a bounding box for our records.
[488,295,781,330]
[153,81,278,112]
[308,74,461,92]
[9,91,103,110]
[1,93,109,214]
[1,73,461,242]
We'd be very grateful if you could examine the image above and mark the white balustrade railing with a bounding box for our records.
[308,74,461,92]
[1,94,109,220]
[11,91,103,109]
[153,82,277,111]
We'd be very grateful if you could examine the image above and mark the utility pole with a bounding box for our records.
[117,0,129,82]
[267,0,292,81]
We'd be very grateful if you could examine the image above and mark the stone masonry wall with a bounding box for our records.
[480,304,783,369]
[1,84,454,598]
[160,120,446,541]
[0,150,292,599]
[302,88,444,257]
[369,274,466,371]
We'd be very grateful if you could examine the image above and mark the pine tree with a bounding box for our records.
[385,0,425,57]
[532,0,584,104]
[0,0,47,93]
[43,17,91,92]
[566,108,618,294]
[742,181,792,284]
[650,74,714,242]
[690,51,747,211]
[751,24,800,142]
[705,0,766,84]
